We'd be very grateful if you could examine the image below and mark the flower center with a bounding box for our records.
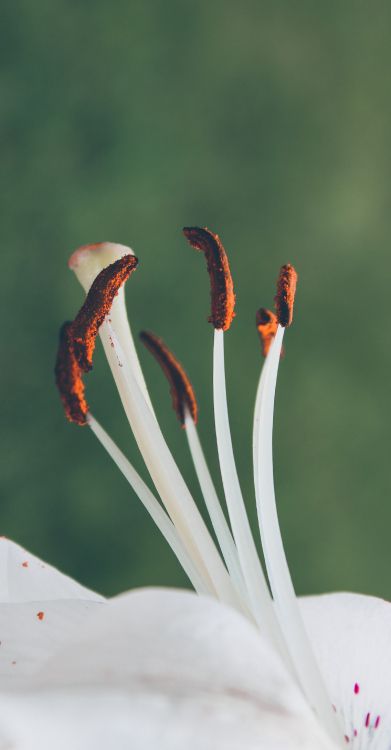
[55,230,347,747]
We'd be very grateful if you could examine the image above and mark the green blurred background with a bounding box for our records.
[2,0,391,599]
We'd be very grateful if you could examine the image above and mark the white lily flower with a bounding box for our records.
[1,230,389,749]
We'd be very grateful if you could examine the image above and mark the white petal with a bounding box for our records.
[1,589,336,749]
[0,539,105,687]
[0,537,104,602]
[301,592,391,747]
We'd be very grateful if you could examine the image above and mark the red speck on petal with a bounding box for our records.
[354,683,360,694]
[354,730,358,737]
[375,716,381,729]
[11,660,16,665]
[37,611,45,621]
[344,736,350,743]
[365,713,370,728]
[22,561,29,568]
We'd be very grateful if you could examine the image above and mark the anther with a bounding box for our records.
[72,254,138,372]
[140,330,198,426]
[183,226,235,331]
[256,308,278,357]
[275,264,298,327]
[54,322,88,426]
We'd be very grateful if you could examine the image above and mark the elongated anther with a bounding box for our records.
[72,254,138,372]
[140,330,198,426]
[274,264,298,327]
[256,308,278,357]
[183,226,236,331]
[54,322,88,426]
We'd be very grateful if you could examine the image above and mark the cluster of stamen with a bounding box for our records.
[55,227,364,750]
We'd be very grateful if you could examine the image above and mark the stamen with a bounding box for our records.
[72,254,138,372]
[274,264,298,327]
[184,409,246,596]
[183,226,235,331]
[87,413,210,595]
[139,331,197,425]
[253,324,343,744]
[256,308,278,357]
[54,322,88,425]
[213,329,289,656]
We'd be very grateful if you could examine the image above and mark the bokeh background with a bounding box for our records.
[2,1,391,599]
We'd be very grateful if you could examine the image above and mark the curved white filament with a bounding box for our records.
[102,288,155,413]
[87,413,210,595]
[213,330,287,653]
[184,411,246,596]
[99,317,246,614]
[253,325,344,746]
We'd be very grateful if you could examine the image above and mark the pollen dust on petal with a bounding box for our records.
[36,611,45,621]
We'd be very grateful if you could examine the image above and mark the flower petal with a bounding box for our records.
[0,540,105,687]
[0,538,104,603]
[0,589,336,749]
[301,592,391,746]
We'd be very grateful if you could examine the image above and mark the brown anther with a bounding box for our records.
[256,308,278,357]
[183,226,235,331]
[274,264,298,327]
[72,255,138,372]
[54,322,88,426]
[140,330,198,426]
